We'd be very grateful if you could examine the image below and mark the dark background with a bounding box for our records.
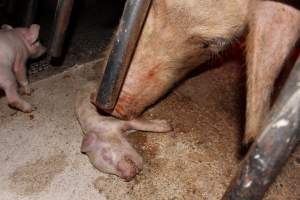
[0,0,126,79]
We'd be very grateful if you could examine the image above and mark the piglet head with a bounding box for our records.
[81,131,143,181]
[21,24,46,59]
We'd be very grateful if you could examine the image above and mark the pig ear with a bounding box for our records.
[26,24,40,43]
[1,24,13,30]
[81,132,97,153]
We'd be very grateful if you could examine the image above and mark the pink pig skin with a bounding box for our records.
[0,24,46,112]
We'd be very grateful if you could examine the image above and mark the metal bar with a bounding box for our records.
[24,0,38,26]
[7,0,16,14]
[96,0,153,111]
[49,0,74,58]
[222,57,300,200]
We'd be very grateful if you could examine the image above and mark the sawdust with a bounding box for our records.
[9,154,67,196]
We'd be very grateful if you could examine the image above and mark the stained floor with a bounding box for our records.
[0,57,299,200]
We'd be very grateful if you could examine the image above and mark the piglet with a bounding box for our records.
[0,24,46,112]
[75,81,172,181]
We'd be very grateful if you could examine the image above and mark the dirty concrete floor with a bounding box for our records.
[0,59,299,200]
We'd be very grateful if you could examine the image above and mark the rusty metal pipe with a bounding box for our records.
[222,57,300,200]
[49,0,74,58]
[96,0,153,111]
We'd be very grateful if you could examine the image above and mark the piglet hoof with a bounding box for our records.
[127,119,173,133]
[147,119,173,132]
[19,85,31,96]
[8,100,33,113]
[81,132,143,181]
[243,132,255,148]
[21,103,33,113]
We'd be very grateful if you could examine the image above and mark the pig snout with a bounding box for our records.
[30,44,46,59]
[81,132,143,181]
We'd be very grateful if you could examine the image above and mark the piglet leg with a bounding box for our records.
[14,61,31,95]
[0,64,32,112]
[245,1,300,145]
[76,81,172,181]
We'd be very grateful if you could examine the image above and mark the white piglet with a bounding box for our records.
[0,24,46,112]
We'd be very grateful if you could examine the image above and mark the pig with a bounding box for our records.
[107,0,300,146]
[0,24,46,112]
[75,81,172,180]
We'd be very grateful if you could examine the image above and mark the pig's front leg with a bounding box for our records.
[245,1,300,145]
[0,64,32,112]
[13,59,31,95]
[76,81,172,181]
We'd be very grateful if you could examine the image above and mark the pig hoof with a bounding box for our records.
[243,131,256,147]
[22,104,33,113]
[8,101,32,113]
[147,119,173,132]
[20,86,31,96]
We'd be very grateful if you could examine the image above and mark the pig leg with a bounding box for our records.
[244,1,300,145]
[125,118,172,133]
[0,64,32,112]
[13,60,31,95]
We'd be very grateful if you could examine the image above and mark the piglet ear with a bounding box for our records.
[26,24,40,43]
[1,24,13,30]
[81,132,96,153]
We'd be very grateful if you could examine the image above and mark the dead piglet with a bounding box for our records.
[76,81,172,181]
[0,24,46,112]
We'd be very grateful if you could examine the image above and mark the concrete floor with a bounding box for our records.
[0,59,299,200]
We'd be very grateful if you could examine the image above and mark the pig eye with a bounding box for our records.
[201,41,210,49]
[209,37,230,49]
[187,35,210,49]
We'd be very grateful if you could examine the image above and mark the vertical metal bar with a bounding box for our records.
[49,0,74,58]
[96,0,153,111]
[222,57,300,200]
[24,0,38,26]
[0,0,7,8]
[7,0,16,14]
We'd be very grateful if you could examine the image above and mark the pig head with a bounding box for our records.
[108,0,300,145]
[111,0,248,118]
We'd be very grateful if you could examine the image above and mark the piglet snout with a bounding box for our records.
[117,156,142,181]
